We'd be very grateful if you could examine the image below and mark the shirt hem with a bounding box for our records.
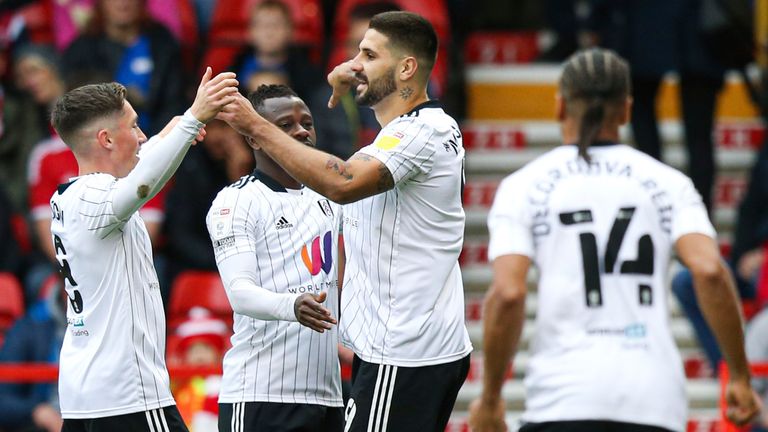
[522,412,683,432]
[349,345,473,367]
[61,398,176,419]
[218,394,344,407]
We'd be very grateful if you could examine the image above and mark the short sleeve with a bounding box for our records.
[487,176,535,260]
[206,189,260,263]
[359,118,438,185]
[670,176,716,242]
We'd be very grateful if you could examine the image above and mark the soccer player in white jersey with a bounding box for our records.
[49,68,238,432]
[206,84,344,432]
[468,49,761,432]
[217,11,471,432]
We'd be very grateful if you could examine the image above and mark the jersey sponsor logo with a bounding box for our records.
[374,132,404,150]
[301,231,333,275]
[210,207,234,239]
[67,317,85,327]
[213,235,235,253]
[275,216,293,230]
[318,199,334,217]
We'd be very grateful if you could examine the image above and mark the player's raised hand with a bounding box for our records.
[216,92,264,137]
[190,67,239,123]
[725,378,761,426]
[468,398,507,432]
[327,60,364,109]
[294,292,337,333]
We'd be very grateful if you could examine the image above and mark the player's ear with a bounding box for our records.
[245,135,261,150]
[398,56,418,82]
[620,96,632,125]
[555,94,566,122]
[96,128,113,150]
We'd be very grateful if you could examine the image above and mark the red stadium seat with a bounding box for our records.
[169,271,232,329]
[204,0,324,72]
[0,273,25,342]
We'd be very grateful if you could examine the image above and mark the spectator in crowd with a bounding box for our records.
[61,0,185,135]
[588,0,728,212]
[0,44,58,213]
[229,0,322,101]
[0,184,21,275]
[0,279,66,432]
[173,307,228,432]
[162,119,253,289]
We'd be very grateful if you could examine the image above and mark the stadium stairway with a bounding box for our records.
[450,47,765,432]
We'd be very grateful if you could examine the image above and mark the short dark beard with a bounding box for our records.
[356,66,397,107]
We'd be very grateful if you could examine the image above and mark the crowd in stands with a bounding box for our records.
[0,0,765,431]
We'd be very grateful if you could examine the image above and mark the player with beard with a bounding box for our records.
[218,11,471,432]
[207,85,343,432]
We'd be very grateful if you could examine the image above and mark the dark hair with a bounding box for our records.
[559,48,630,162]
[51,82,127,148]
[368,11,438,78]
[349,2,400,21]
[253,0,293,24]
[85,0,152,36]
[247,84,299,113]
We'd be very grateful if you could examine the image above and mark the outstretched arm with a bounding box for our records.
[218,93,393,204]
[468,254,530,432]
[676,233,761,426]
[111,68,238,221]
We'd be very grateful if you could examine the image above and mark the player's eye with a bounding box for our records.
[303,122,314,130]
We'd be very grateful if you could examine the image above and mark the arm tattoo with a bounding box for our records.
[351,154,373,162]
[399,86,414,100]
[376,162,394,192]
[325,158,353,180]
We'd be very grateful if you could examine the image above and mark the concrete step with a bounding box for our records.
[466,65,760,121]
[464,144,757,176]
[461,120,765,152]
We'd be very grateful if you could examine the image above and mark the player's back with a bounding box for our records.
[491,143,714,431]
[51,174,173,418]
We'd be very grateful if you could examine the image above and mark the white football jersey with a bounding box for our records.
[339,101,472,367]
[51,174,174,418]
[488,144,716,432]
[207,171,343,407]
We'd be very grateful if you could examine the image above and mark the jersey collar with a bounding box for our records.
[567,140,620,148]
[252,169,288,193]
[401,99,441,118]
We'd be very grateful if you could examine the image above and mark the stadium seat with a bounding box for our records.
[0,272,25,346]
[203,0,324,73]
[169,271,232,329]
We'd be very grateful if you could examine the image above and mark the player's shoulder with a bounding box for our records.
[210,173,257,206]
[616,145,693,186]
[389,100,457,134]
[501,145,572,186]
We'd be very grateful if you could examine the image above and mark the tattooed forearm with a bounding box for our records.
[325,157,354,180]
[399,86,414,100]
[351,154,373,162]
[376,162,394,192]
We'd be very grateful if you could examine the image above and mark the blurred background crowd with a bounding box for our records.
[0,0,765,431]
